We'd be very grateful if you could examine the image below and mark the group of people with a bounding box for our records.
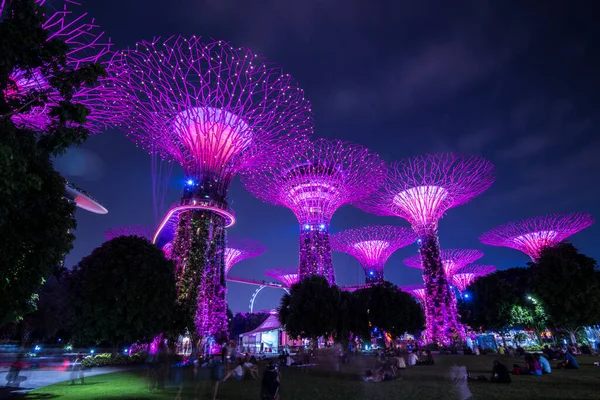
[488,347,581,384]
[363,348,435,382]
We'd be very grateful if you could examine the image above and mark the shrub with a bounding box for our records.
[82,352,147,368]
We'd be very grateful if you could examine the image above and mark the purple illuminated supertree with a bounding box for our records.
[404,248,484,339]
[403,248,484,278]
[452,264,496,293]
[242,139,385,284]
[108,35,312,341]
[104,225,154,241]
[401,284,427,304]
[264,267,300,288]
[224,237,266,276]
[360,153,494,344]
[331,225,416,284]
[480,213,594,261]
[3,0,120,133]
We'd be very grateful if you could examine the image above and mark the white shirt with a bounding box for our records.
[407,353,418,366]
[234,365,243,377]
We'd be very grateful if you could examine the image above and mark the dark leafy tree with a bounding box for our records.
[333,290,358,346]
[0,0,105,324]
[231,312,270,339]
[530,243,600,344]
[354,282,424,341]
[458,268,530,346]
[70,236,177,355]
[278,275,339,347]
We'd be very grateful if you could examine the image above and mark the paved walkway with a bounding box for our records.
[0,365,135,395]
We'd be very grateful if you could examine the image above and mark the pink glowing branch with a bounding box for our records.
[264,267,300,288]
[241,139,385,225]
[4,0,120,133]
[107,35,313,185]
[104,225,154,241]
[452,264,496,292]
[331,225,416,274]
[224,237,266,275]
[404,248,484,277]
[480,212,594,261]
[359,153,494,232]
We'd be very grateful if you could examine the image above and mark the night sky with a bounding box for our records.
[55,0,599,313]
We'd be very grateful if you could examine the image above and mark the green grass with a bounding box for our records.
[26,354,600,400]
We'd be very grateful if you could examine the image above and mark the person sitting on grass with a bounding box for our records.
[490,360,511,383]
[223,361,245,381]
[557,349,580,370]
[363,369,383,382]
[407,350,418,366]
[534,353,551,374]
[416,350,434,365]
[512,354,542,376]
[244,359,260,379]
[260,362,280,400]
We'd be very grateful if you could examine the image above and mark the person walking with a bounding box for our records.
[70,353,85,385]
[261,362,280,400]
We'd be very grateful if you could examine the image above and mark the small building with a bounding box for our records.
[238,313,302,354]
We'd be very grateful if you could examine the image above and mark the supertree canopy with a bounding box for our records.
[452,264,496,292]
[401,284,427,303]
[360,153,494,345]
[3,0,120,133]
[480,212,594,261]
[331,225,416,284]
[224,237,266,276]
[403,248,484,278]
[104,225,154,241]
[242,139,385,284]
[264,267,300,288]
[108,35,312,341]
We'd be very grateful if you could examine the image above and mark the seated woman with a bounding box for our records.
[407,351,418,366]
[513,354,542,376]
[223,361,245,381]
[557,349,580,369]
[534,353,551,374]
[261,362,280,400]
[491,360,511,383]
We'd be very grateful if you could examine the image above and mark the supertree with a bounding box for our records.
[331,225,416,284]
[401,284,427,304]
[2,0,120,133]
[452,264,496,293]
[480,212,594,261]
[404,248,484,338]
[108,35,312,341]
[403,248,484,278]
[242,139,385,284]
[224,237,266,276]
[264,267,300,288]
[104,225,154,241]
[359,153,494,344]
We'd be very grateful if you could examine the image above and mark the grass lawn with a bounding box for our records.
[26,354,600,400]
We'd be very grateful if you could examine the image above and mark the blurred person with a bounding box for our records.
[223,360,244,381]
[534,353,551,374]
[5,353,27,388]
[69,353,85,385]
[210,357,224,400]
[407,350,418,366]
[261,362,280,400]
[557,349,580,369]
[490,360,511,383]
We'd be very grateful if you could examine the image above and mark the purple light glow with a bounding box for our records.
[104,225,154,241]
[331,225,416,284]
[242,139,385,284]
[480,213,594,261]
[224,237,266,275]
[108,35,312,341]
[403,248,484,277]
[360,153,494,345]
[401,284,427,303]
[452,264,496,292]
[264,267,300,288]
[4,0,121,133]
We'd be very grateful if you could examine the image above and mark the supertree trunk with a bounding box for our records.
[418,230,455,345]
[171,208,228,345]
[298,227,335,285]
